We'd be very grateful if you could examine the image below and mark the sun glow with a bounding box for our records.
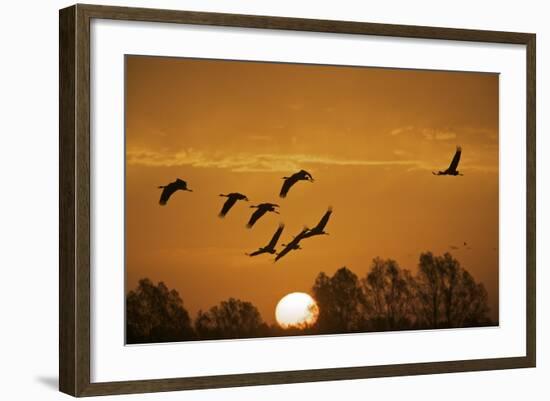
[275,292,319,329]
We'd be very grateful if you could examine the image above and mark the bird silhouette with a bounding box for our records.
[274,228,310,262]
[246,203,280,228]
[433,146,463,176]
[218,193,249,217]
[246,224,285,256]
[158,179,192,205]
[279,169,314,198]
[302,207,333,239]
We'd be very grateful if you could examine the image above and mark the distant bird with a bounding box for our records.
[246,224,285,256]
[279,169,314,198]
[218,192,249,217]
[449,245,459,250]
[433,146,463,176]
[302,207,333,239]
[275,228,310,262]
[247,203,280,228]
[158,178,192,205]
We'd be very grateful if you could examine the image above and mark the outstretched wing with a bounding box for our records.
[219,197,238,217]
[313,208,332,231]
[274,243,294,262]
[247,208,266,228]
[247,248,265,257]
[275,228,308,261]
[159,184,176,205]
[296,227,311,241]
[447,146,462,172]
[267,224,285,248]
[279,176,297,198]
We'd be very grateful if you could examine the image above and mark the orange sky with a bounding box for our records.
[125,56,499,324]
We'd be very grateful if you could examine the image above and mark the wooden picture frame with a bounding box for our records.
[59,3,536,397]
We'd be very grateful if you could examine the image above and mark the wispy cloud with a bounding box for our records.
[389,126,458,141]
[389,126,414,136]
[393,149,407,156]
[127,148,423,173]
[422,129,457,141]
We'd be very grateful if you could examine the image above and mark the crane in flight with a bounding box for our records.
[302,207,333,239]
[433,146,463,176]
[218,192,249,217]
[246,224,285,257]
[247,203,280,228]
[158,179,192,205]
[279,169,314,198]
[274,227,310,262]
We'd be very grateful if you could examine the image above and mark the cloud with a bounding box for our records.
[422,129,457,141]
[389,126,414,136]
[393,149,407,156]
[127,148,423,173]
[390,126,458,141]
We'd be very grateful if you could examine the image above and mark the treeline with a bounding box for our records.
[126,252,494,344]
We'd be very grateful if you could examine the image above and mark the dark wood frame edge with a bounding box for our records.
[59,3,536,397]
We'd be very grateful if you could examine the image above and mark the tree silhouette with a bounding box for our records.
[415,252,491,328]
[415,252,443,328]
[458,270,490,326]
[195,298,269,340]
[312,267,369,333]
[127,251,494,343]
[362,258,416,330]
[126,278,195,344]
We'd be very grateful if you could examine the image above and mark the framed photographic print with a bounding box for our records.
[59,4,536,397]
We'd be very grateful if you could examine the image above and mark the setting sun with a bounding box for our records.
[275,292,319,329]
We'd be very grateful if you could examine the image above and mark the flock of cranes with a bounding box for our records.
[156,146,464,262]
[157,168,331,262]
